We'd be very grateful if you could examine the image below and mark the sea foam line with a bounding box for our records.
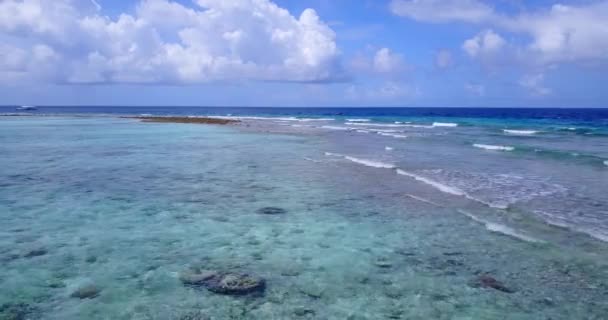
[503,129,538,135]
[344,156,396,169]
[458,210,544,243]
[324,152,396,169]
[325,152,507,209]
[396,169,507,209]
[210,116,334,122]
[405,194,442,207]
[396,169,464,196]
[346,118,371,122]
[377,132,408,139]
[348,123,404,127]
[433,122,458,127]
[473,144,515,151]
[535,210,608,242]
[321,125,351,131]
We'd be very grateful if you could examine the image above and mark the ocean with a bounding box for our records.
[1,106,607,319]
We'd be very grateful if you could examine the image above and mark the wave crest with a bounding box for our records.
[473,144,515,151]
[503,129,538,135]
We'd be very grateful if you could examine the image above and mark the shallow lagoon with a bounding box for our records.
[1,116,607,319]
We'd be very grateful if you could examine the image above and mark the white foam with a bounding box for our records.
[344,156,396,169]
[535,210,608,242]
[210,116,333,122]
[586,231,608,242]
[503,129,538,135]
[378,132,408,139]
[385,146,394,151]
[405,194,442,207]
[356,130,370,134]
[211,115,295,121]
[297,118,335,122]
[321,125,350,131]
[348,123,411,128]
[473,144,515,151]
[346,118,370,122]
[458,210,544,243]
[604,160,608,166]
[396,169,465,196]
[404,124,434,129]
[303,157,322,163]
[396,169,507,209]
[350,122,434,129]
[433,122,458,127]
[324,152,342,157]
[324,152,396,169]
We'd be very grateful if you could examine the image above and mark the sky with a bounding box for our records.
[0,0,607,107]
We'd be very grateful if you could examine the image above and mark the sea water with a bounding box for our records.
[1,108,608,319]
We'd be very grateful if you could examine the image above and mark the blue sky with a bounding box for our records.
[0,0,607,107]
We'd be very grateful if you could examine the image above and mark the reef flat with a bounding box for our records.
[128,116,239,125]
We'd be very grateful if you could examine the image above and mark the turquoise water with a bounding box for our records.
[1,115,608,319]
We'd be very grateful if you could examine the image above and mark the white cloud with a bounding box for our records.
[462,29,505,58]
[519,73,552,96]
[373,48,406,74]
[507,3,608,63]
[434,49,453,69]
[348,47,407,77]
[390,0,494,23]
[391,0,608,65]
[0,0,343,84]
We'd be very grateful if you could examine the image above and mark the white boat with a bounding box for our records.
[16,105,37,111]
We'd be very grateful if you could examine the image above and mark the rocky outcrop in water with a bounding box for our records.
[180,269,265,296]
[0,302,35,320]
[176,310,210,320]
[129,116,238,125]
[256,207,287,215]
[70,284,101,299]
[469,275,515,293]
[23,247,47,258]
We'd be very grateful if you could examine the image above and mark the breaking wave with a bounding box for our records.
[405,194,442,207]
[473,144,515,151]
[323,152,396,169]
[503,129,538,135]
[459,210,544,243]
[433,122,458,127]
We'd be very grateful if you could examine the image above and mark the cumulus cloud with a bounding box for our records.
[507,3,608,64]
[462,29,505,58]
[0,0,344,84]
[391,0,608,65]
[349,47,407,77]
[373,48,406,74]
